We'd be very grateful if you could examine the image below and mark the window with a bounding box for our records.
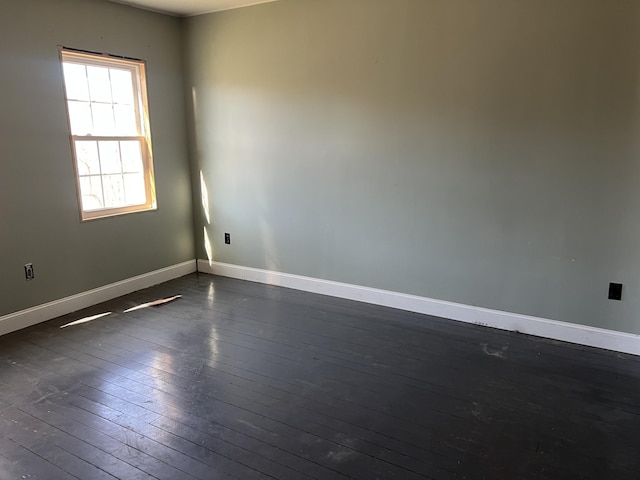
[60,49,156,220]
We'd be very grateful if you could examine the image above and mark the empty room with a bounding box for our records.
[1,0,640,478]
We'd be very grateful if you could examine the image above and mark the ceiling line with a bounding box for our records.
[107,0,279,17]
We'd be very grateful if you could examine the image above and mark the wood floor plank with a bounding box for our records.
[23,288,636,476]
[0,436,79,480]
[57,316,616,468]
[0,405,172,480]
[1,273,640,479]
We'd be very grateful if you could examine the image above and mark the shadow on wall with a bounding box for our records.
[184,0,640,332]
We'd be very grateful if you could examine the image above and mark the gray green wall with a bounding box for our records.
[0,0,194,316]
[184,0,640,335]
[4,0,640,337]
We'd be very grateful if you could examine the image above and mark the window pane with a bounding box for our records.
[124,173,146,205]
[103,174,125,207]
[91,103,115,135]
[79,176,104,210]
[61,50,156,219]
[62,63,89,101]
[114,105,137,135]
[120,141,143,173]
[67,101,93,135]
[110,68,134,104]
[87,66,112,103]
[98,141,122,174]
[75,141,100,175]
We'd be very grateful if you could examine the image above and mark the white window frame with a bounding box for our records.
[60,48,157,221]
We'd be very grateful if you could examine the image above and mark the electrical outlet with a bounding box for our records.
[608,282,622,301]
[225,233,231,245]
[24,263,34,281]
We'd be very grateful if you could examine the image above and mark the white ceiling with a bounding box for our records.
[109,0,279,17]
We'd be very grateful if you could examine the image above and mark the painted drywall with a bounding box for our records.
[0,0,194,316]
[184,0,640,335]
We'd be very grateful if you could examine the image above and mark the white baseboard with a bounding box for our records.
[198,260,640,356]
[0,260,197,337]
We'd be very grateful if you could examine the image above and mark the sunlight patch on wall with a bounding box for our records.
[200,170,211,225]
[204,226,213,265]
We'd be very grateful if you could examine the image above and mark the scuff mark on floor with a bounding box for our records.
[481,343,509,359]
[237,419,265,433]
[326,446,356,463]
[326,436,358,463]
[471,401,492,423]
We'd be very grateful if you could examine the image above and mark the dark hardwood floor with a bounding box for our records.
[1,273,639,479]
